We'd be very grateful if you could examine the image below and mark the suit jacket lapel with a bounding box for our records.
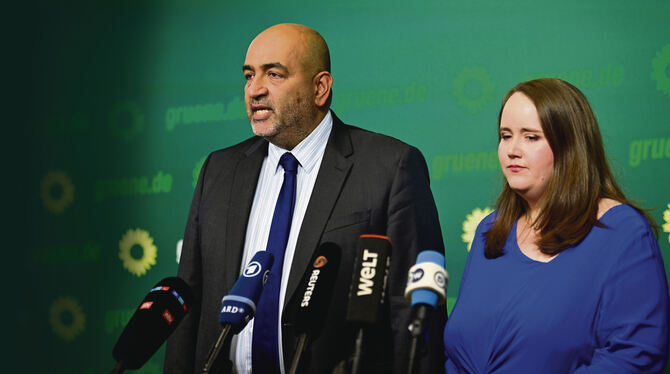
[284,115,353,309]
[223,137,267,288]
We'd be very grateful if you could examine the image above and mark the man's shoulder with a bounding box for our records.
[335,120,416,154]
[207,136,266,163]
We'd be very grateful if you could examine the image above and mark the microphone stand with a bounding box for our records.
[351,328,364,374]
[203,324,232,373]
[288,334,309,374]
[110,362,125,374]
[407,305,430,374]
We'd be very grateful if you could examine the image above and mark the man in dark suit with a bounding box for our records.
[164,23,445,373]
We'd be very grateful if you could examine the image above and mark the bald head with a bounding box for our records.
[250,23,330,77]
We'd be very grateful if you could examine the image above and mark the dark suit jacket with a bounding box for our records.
[165,114,446,373]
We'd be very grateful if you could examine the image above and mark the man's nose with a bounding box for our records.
[247,76,268,98]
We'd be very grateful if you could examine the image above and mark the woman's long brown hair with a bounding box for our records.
[484,78,656,259]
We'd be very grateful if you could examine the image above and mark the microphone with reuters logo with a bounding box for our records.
[288,242,342,374]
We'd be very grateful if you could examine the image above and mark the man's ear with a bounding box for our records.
[313,71,333,107]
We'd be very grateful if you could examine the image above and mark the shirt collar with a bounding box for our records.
[267,110,333,174]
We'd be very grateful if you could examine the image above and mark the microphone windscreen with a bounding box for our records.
[293,242,341,336]
[219,250,274,333]
[345,234,392,325]
[112,277,194,370]
[404,250,448,307]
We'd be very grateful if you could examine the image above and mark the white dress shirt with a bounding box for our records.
[232,111,333,374]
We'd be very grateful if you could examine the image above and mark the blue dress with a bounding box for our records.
[443,204,670,373]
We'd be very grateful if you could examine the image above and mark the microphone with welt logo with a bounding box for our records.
[345,234,392,374]
[404,250,448,374]
[202,250,274,374]
[288,242,342,374]
[111,277,194,374]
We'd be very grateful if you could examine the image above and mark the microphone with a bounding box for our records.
[403,250,448,374]
[202,250,274,373]
[111,277,194,374]
[288,242,342,374]
[345,235,392,374]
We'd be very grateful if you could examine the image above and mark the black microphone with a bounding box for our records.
[345,235,392,374]
[202,251,274,373]
[111,277,194,374]
[404,250,448,374]
[288,242,342,374]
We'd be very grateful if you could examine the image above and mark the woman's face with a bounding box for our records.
[498,92,555,207]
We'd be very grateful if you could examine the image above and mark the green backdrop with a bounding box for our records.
[16,1,670,373]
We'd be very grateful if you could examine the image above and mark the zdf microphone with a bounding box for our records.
[111,277,194,374]
[202,250,274,373]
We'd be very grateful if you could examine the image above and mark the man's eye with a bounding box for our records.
[269,72,283,78]
[500,134,511,140]
[244,73,253,81]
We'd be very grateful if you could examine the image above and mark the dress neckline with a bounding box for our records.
[509,204,625,264]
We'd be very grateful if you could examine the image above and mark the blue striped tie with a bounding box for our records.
[252,152,299,373]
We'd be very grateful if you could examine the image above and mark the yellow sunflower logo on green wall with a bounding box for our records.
[462,207,494,251]
[452,66,496,113]
[40,170,75,214]
[119,228,157,276]
[651,45,670,97]
[49,296,86,341]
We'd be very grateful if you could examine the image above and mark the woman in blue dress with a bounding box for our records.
[443,78,669,373]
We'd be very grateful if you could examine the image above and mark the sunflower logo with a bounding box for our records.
[49,296,86,341]
[452,66,496,113]
[651,45,670,97]
[119,228,157,276]
[108,100,144,142]
[663,203,670,244]
[40,170,75,214]
[193,155,207,187]
[462,207,494,251]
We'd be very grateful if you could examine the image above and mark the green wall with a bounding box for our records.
[17,1,670,373]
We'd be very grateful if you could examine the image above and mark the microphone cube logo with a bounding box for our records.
[140,301,153,310]
[313,255,328,268]
[434,271,446,289]
[221,305,245,314]
[301,269,322,307]
[263,269,270,285]
[409,268,424,283]
[162,310,174,325]
[243,261,262,277]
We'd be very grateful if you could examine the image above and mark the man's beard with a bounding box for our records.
[250,95,316,148]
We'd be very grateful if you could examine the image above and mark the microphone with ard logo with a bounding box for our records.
[202,250,274,373]
[403,250,448,374]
